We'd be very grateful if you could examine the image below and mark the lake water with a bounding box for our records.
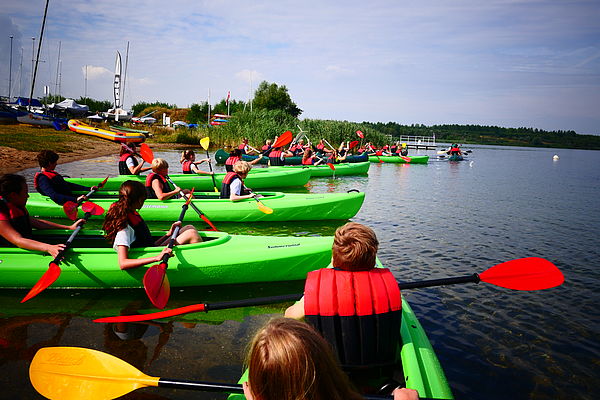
[2,144,599,399]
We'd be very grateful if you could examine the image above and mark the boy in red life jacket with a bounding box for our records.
[118,143,151,175]
[220,161,258,201]
[285,222,402,378]
[268,146,293,166]
[0,174,85,258]
[225,149,263,172]
[145,158,189,200]
[34,150,97,206]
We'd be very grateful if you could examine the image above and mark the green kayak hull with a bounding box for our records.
[0,230,333,289]
[27,191,365,222]
[368,155,430,164]
[268,161,370,177]
[227,297,452,399]
[215,148,369,165]
[64,168,311,191]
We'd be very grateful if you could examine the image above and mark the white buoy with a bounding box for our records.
[553,154,559,161]
[469,161,474,167]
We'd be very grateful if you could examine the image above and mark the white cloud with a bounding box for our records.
[235,69,264,84]
[82,65,111,80]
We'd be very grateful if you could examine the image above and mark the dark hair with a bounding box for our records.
[230,149,242,157]
[102,180,147,243]
[37,150,59,168]
[0,174,27,198]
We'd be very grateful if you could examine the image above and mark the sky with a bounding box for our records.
[1,0,599,134]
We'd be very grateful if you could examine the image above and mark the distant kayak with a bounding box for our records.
[214,149,369,165]
[269,161,370,177]
[448,154,464,161]
[368,155,429,164]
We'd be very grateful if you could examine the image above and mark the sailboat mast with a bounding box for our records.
[54,40,61,102]
[29,0,50,109]
[122,41,129,108]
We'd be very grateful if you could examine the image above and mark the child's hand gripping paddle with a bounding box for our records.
[143,188,195,309]
[62,176,109,220]
[199,136,219,192]
[21,201,105,303]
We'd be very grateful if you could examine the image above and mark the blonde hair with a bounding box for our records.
[332,222,378,271]
[246,318,362,400]
[233,160,251,174]
[151,158,169,172]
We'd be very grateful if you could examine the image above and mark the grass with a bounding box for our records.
[0,124,78,152]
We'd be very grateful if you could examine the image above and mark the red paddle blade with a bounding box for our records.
[140,143,154,164]
[272,130,293,148]
[62,201,79,221]
[479,257,564,290]
[143,263,171,309]
[98,176,109,189]
[327,163,335,170]
[94,304,206,323]
[349,140,359,149]
[201,214,218,231]
[81,201,105,216]
[21,262,62,303]
[400,156,411,163]
[356,130,364,138]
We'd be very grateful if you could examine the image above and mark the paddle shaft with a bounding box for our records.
[166,176,217,230]
[52,211,91,264]
[323,138,337,152]
[203,149,219,191]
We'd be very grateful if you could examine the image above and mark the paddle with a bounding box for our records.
[142,188,195,309]
[400,155,412,163]
[261,130,293,156]
[63,176,109,220]
[166,176,218,231]
[247,190,273,214]
[139,142,154,164]
[95,257,564,323]
[21,201,105,303]
[199,136,219,192]
[29,347,401,400]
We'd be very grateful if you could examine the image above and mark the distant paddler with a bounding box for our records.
[180,150,213,175]
[224,149,263,172]
[118,143,151,175]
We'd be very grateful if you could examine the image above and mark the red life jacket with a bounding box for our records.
[225,155,241,172]
[304,268,402,368]
[268,150,285,166]
[220,172,249,199]
[376,150,383,156]
[145,173,171,199]
[118,153,138,175]
[302,157,314,165]
[181,160,193,174]
[33,170,59,195]
[316,143,325,151]
[126,211,154,248]
[261,144,270,151]
[0,197,33,245]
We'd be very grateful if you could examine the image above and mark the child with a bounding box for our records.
[0,174,84,258]
[242,318,419,400]
[102,180,200,270]
[118,143,150,175]
[145,158,187,200]
[180,150,212,175]
[225,149,263,172]
[220,161,258,201]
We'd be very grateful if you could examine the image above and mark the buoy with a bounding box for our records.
[553,154,559,161]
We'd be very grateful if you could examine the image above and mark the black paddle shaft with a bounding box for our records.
[159,204,188,264]
[52,211,91,264]
[398,273,480,290]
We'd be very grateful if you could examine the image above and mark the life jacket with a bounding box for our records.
[316,143,325,151]
[145,173,172,199]
[375,150,383,156]
[450,147,460,154]
[268,150,285,166]
[225,155,241,172]
[126,211,154,248]
[33,170,59,196]
[181,160,194,174]
[219,172,249,199]
[261,144,271,151]
[304,268,402,368]
[302,157,314,165]
[0,198,33,245]
[400,148,408,156]
[118,153,138,175]
[238,143,247,154]
[390,146,397,154]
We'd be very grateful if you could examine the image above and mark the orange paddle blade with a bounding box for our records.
[62,201,79,221]
[327,163,335,170]
[143,263,171,309]
[81,201,105,215]
[356,130,364,138]
[272,130,293,148]
[21,262,61,303]
[140,143,154,164]
[95,304,207,323]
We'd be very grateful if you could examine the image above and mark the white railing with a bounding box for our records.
[397,135,437,148]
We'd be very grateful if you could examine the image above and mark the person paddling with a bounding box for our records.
[102,180,200,270]
[225,149,262,172]
[145,158,188,200]
[34,150,97,206]
[180,150,213,175]
[220,161,258,201]
[0,174,85,258]
[268,146,293,166]
[118,143,151,175]
[301,148,323,166]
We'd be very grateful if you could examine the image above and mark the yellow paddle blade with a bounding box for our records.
[257,201,274,214]
[30,347,160,400]
[200,136,210,150]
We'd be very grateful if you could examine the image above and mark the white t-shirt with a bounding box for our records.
[126,157,136,169]
[113,225,136,250]
[230,179,243,196]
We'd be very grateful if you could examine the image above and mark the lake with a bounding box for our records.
[2,144,599,399]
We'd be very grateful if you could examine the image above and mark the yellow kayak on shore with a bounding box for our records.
[68,119,145,143]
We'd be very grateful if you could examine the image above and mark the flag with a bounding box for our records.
[226,91,230,106]
[356,130,364,138]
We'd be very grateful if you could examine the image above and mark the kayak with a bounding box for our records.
[27,190,365,222]
[0,230,333,289]
[269,161,370,177]
[68,119,146,143]
[227,297,453,399]
[64,168,311,191]
[368,155,430,164]
[215,149,369,165]
[109,125,150,135]
[448,154,464,161]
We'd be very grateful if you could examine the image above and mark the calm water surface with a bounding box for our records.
[2,145,599,399]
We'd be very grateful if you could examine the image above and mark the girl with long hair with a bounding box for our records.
[180,150,212,175]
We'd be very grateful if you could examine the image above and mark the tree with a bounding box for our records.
[252,81,302,117]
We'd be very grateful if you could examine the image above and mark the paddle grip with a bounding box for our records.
[398,274,480,290]
[204,293,303,312]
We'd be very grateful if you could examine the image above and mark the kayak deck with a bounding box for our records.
[368,155,429,164]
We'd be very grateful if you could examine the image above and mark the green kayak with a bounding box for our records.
[64,168,311,191]
[227,297,453,400]
[368,155,430,164]
[215,148,369,165]
[0,230,333,289]
[268,161,370,177]
[27,190,365,222]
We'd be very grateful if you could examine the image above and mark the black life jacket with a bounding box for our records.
[118,153,138,175]
[181,160,194,174]
[400,148,408,156]
[145,173,172,199]
[304,268,402,369]
[219,172,249,199]
[269,150,285,166]
[390,146,398,154]
[225,155,241,172]
[126,211,154,248]
[33,170,59,196]
[0,197,33,246]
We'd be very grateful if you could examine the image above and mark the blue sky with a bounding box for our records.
[1,0,599,134]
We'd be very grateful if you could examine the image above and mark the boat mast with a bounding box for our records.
[122,41,129,109]
[54,40,61,102]
[29,0,50,110]
[8,35,13,100]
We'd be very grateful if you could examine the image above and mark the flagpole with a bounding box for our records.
[227,90,230,115]
[207,88,211,125]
